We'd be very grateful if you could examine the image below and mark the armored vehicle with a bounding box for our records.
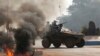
[42,21,85,48]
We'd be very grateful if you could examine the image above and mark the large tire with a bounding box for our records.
[42,39,51,48]
[65,39,74,48]
[76,39,85,48]
[53,42,61,48]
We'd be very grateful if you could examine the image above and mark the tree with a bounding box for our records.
[87,21,96,35]
[81,26,88,35]
[96,28,100,35]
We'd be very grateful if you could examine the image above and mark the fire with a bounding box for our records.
[2,44,13,56]
[5,49,32,56]
[5,48,31,56]
[4,47,14,56]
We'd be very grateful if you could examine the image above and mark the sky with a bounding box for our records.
[59,0,100,32]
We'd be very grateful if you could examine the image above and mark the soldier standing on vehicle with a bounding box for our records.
[50,21,58,33]
[58,24,63,32]
[52,21,63,32]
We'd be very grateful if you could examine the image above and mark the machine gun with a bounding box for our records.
[57,21,67,28]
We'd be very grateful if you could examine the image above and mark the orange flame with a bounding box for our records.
[5,48,14,56]
[4,46,31,56]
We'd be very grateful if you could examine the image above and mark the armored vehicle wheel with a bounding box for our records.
[76,39,85,48]
[66,43,74,48]
[42,38,51,48]
[53,42,61,48]
[65,39,74,48]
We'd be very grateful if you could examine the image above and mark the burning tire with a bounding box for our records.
[53,42,61,48]
[76,39,85,48]
[65,39,75,48]
[42,38,51,48]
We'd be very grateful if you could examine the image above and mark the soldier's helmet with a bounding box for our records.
[52,20,57,25]
[54,20,57,23]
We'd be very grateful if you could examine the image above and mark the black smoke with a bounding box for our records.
[14,28,33,54]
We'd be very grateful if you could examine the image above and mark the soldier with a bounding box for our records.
[58,24,63,32]
[53,21,63,32]
[43,21,51,37]
[50,21,58,34]
[52,20,57,27]
[46,21,50,31]
[57,21,67,32]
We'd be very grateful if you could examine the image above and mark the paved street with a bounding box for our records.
[34,39,100,56]
[1,36,100,56]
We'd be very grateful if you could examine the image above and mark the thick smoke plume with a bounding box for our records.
[0,0,72,36]
[0,0,72,54]
[14,28,33,55]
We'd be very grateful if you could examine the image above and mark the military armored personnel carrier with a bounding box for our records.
[42,21,85,48]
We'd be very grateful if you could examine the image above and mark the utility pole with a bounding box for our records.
[59,0,61,15]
